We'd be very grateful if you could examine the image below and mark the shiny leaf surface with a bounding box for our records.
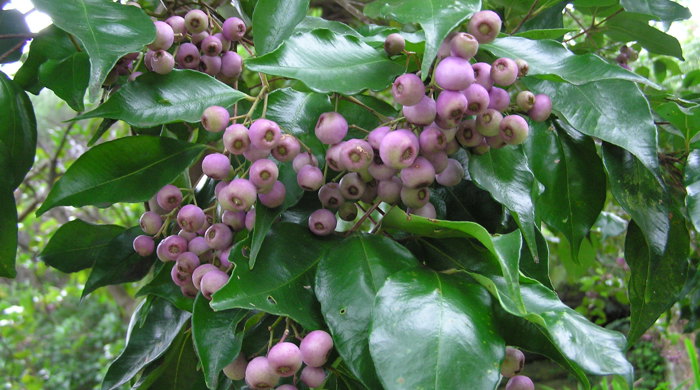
[524,78,659,174]
[0,154,17,278]
[483,37,654,86]
[32,0,155,97]
[364,0,481,76]
[101,298,191,390]
[211,223,339,329]
[605,13,683,60]
[383,207,527,316]
[525,121,605,262]
[315,234,418,389]
[192,294,247,389]
[620,0,691,21]
[686,150,700,232]
[246,29,403,94]
[369,267,504,390]
[253,0,309,55]
[37,136,206,214]
[469,146,539,261]
[39,219,125,273]
[38,52,90,112]
[77,70,248,127]
[14,25,78,94]
[143,331,208,390]
[0,71,37,189]
[82,226,156,297]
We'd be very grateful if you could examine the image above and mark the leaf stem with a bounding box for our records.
[340,95,389,122]
[564,9,623,43]
[509,0,539,35]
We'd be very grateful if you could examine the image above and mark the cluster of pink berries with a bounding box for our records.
[111,9,245,84]
[222,330,334,389]
[501,347,534,390]
[132,183,239,300]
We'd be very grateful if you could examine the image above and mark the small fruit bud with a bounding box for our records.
[223,354,248,381]
[506,375,535,390]
[384,33,405,56]
[501,347,525,378]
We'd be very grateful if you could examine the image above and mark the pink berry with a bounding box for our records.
[308,209,337,236]
[249,119,282,150]
[403,95,437,126]
[435,56,474,91]
[177,204,206,232]
[528,94,552,122]
[200,269,229,300]
[176,251,200,274]
[201,106,230,133]
[133,235,154,256]
[315,112,348,145]
[299,330,333,367]
[468,10,502,44]
[222,17,246,41]
[391,73,425,106]
[245,356,279,389]
[139,211,163,235]
[223,124,250,155]
[149,21,174,51]
[379,129,419,169]
[258,181,286,208]
[267,342,303,377]
[223,354,248,381]
[185,9,208,34]
[249,159,279,192]
[205,223,233,250]
[300,366,326,388]
[192,263,218,290]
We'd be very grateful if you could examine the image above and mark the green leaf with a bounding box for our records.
[315,234,418,389]
[604,13,684,60]
[82,226,156,297]
[248,163,304,268]
[38,52,90,112]
[382,207,527,316]
[192,294,247,390]
[14,25,78,94]
[253,0,309,55]
[38,219,125,273]
[369,267,504,390]
[37,136,206,215]
[483,37,655,86]
[601,143,667,257]
[655,102,700,143]
[363,0,481,78]
[295,16,362,37]
[136,331,208,390]
[211,223,339,329]
[519,226,552,289]
[625,218,689,345]
[513,28,577,40]
[494,280,634,386]
[524,121,605,262]
[0,10,30,63]
[246,29,404,94]
[0,154,17,278]
[101,298,191,390]
[136,263,195,312]
[620,0,691,21]
[76,70,248,128]
[686,150,700,232]
[0,71,37,189]
[524,78,659,174]
[468,146,539,262]
[32,0,155,97]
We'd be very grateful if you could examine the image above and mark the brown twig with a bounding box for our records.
[564,9,623,43]
[0,39,26,63]
[509,0,539,35]
[334,0,371,24]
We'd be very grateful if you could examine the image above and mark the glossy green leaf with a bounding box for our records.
[469,146,539,262]
[601,143,667,256]
[76,70,248,127]
[363,0,481,77]
[295,16,361,37]
[524,121,605,262]
[494,280,634,387]
[136,263,195,312]
[37,136,206,215]
[382,207,527,316]
[483,37,654,86]
[211,223,339,329]
[620,0,691,21]
[246,29,403,94]
[14,25,78,94]
[192,294,247,390]
[686,150,700,232]
[0,71,37,189]
[513,28,577,40]
[519,226,552,289]
[0,10,30,63]
[32,0,155,97]
[605,13,683,60]
[0,152,17,278]
[625,218,689,345]
[315,234,418,389]
[369,267,504,390]
[38,219,125,273]
[248,163,304,268]
[38,52,90,112]
[82,227,156,297]
[102,298,191,390]
[655,102,700,143]
[253,0,309,55]
[524,78,659,174]
[136,331,208,390]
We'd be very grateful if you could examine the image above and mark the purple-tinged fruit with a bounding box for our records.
[245,356,279,389]
[403,95,436,126]
[400,186,430,209]
[339,172,366,200]
[220,51,243,78]
[408,202,437,219]
[222,17,246,41]
[156,184,182,211]
[249,119,282,150]
[177,204,206,232]
[205,223,233,250]
[176,252,200,274]
[308,209,337,236]
[472,62,494,90]
[249,159,279,192]
[297,165,324,191]
[315,112,348,145]
[379,129,420,169]
[516,91,536,111]
[184,9,208,34]
[436,90,468,123]
[500,115,529,145]
[339,139,374,172]
[292,152,318,173]
[468,10,502,44]
[463,83,490,115]
[202,153,232,180]
[158,235,188,262]
[202,106,230,133]
[258,181,286,208]
[457,119,484,147]
[151,50,175,74]
[222,210,246,231]
[384,33,405,56]
[267,342,303,377]
[192,264,218,289]
[300,366,326,388]
[435,56,474,91]
[318,183,344,209]
[528,94,552,122]
[435,159,464,187]
[476,109,503,137]
[218,178,257,211]
[201,55,222,76]
[149,21,174,51]
[201,269,228,300]
[400,156,435,188]
[491,57,518,86]
[223,354,248,381]
[272,134,301,162]
[300,330,334,367]
[501,347,525,378]
[133,235,155,256]
[201,35,223,56]
[176,42,200,69]
[140,211,163,235]
[392,73,425,106]
[506,375,535,390]
[223,124,250,155]
[488,87,510,111]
